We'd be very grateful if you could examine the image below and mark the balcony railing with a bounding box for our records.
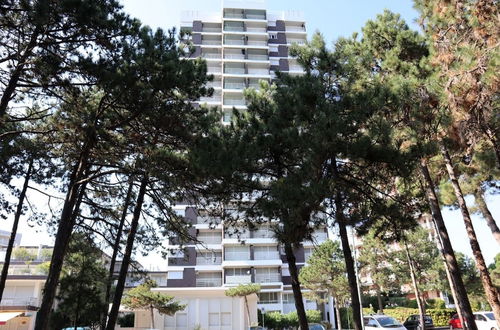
[223,99,246,106]
[196,216,222,224]
[196,278,222,287]
[224,39,245,45]
[246,27,267,33]
[206,81,222,88]
[224,54,245,60]
[247,69,269,75]
[255,273,281,283]
[0,297,39,307]
[196,256,222,265]
[225,275,252,284]
[247,84,261,90]
[202,27,222,33]
[247,54,269,61]
[207,67,222,74]
[224,251,250,260]
[199,96,221,103]
[253,229,273,238]
[246,14,266,20]
[201,40,222,45]
[254,252,280,260]
[247,40,268,46]
[224,13,244,19]
[286,27,306,32]
[7,267,47,276]
[224,26,245,32]
[198,236,222,245]
[287,39,306,45]
[224,68,245,74]
[201,53,221,59]
[224,83,246,90]
[289,66,305,72]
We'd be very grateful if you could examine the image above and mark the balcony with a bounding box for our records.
[224,82,246,90]
[199,96,221,103]
[224,54,245,60]
[255,273,281,283]
[288,65,305,73]
[247,54,269,61]
[254,251,280,260]
[246,27,267,33]
[202,27,222,33]
[201,53,221,59]
[224,13,244,19]
[207,67,222,75]
[223,99,246,106]
[198,236,222,245]
[224,67,245,74]
[196,255,222,265]
[246,14,266,20]
[7,267,47,276]
[201,40,222,46]
[224,26,245,32]
[196,277,222,287]
[225,275,252,284]
[224,39,245,46]
[253,229,273,238]
[287,39,306,45]
[286,27,306,32]
[206,81,222,89]
[0,297,39,307]
[224,251,250,261]
[247,69,269,75]
[247,40,268,47]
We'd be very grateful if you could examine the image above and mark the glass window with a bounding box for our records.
[209,313,220,326]
[225,268,251,276]
[485,313,495,320]
[176,313,188,327]
[378,317,402,327]
[167,271,183,280]
[475,314,486,321]
[221,312,231,326]
[283,293,294,304]
[258,292,279,304]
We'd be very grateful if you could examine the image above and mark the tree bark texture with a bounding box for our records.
[284,241,309,330]
[419,159,477,330]
[440,145,500,327]
[0,159,33,302]
[404,240,426,330]
[334,297,342,330]
[473,188,500,246]
[105,175,148,330]
[100,177,135,330]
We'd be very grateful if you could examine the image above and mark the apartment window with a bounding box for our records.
[221,312,231,326]
[209,313,220,326]
[167,271,183,280]
[270,34,277,39]
[225,246,250,260]
[304,247,314,261]
[225,268,251,276]
[223,110,232,123]
[258,292,280,304]
[198,231,222,244]
[254,246,279,260]
[255,267,280,283]
[283,293,294,304]
[169,249,185,258]
[282,267,290,276]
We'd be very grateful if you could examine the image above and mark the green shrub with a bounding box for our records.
[262,309,322,329]
[340,307,353,329]
[382,307,456,327]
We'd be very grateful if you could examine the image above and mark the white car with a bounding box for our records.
[364,315,407,330]
[474,311,498,330]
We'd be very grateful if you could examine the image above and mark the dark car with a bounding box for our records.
[403,315,434,330]
[449,314,462,329]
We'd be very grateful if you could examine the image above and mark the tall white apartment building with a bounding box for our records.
[181,0,306,123]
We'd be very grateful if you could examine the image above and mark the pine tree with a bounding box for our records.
[225,283,261,327]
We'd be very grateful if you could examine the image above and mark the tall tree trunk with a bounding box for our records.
[35,146,92,330]
[244,295,251,328]
[404,240,426,330]
[0,159,33,302]
[100,177,135,330]
[106,175,148,330]
[375,287,383,314]
[440,145,500,326]
[284,241,309,330]
[419,159,477,330]
[334,297,342,330]
[0,27,40,121]
[473,188,500,246]
[335,194,363,330]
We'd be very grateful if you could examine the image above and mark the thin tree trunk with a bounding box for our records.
[150,305,155,329]
[473,188,500,246]
[419,159,477,330]
[440,145,500,326]
[0,159,33,302]
[376,287,383,314]
[334,297,342,330]
[335,195,363,330]
[101,177,135,330]
[284,241,309,330]
[404,240,426,330]
[35,146,92,330]
[244,295,251,328]
[106,175,148,330]
[0,27,40,120]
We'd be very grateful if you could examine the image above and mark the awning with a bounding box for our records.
[0,311,22,324]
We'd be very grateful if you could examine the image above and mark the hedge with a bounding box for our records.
[381,307,456,327]
[261,309,322,329]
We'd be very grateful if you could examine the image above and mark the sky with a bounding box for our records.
[1,0,498,269]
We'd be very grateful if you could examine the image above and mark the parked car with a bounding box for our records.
[449,314,462,329]
[474,311,498,330]
[364,315,407,330]
[403,314,434,330]
[298,323,325,330]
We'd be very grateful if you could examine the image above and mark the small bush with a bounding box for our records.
[262,309,322,329]
[382,307,456,327]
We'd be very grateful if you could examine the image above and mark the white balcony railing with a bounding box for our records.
[207,67,222,74]
[287,39,306,45]
[253,229,273,238]
[289,66,304,72]
[224,68,245,74]
[206,81,222,88]
[196,256,222,265]
[7,267,46,276]
[224,13,244,19]
[248,69,269,75]
[247,84,261,90]
[198,236,222,245]
[202,53,221,59]
[224,83,245,89]
[202,27,222,33]
[223,99,246,106]
[247,54,269,61]
[201,40,222,45]
[247,40,268,46]
[286,27,306,32]
[246,27,267,33]
[225,275,252,284]
[246,14,266,20]
[224,39,245,45]
[0,297,39,306]
[254,252,280,260]
[224,26,245,32]
[224,54,245,60]
[199,96,221,103]
[196,278,222,287]
[255,273,281,283]
[224,251,250,260]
